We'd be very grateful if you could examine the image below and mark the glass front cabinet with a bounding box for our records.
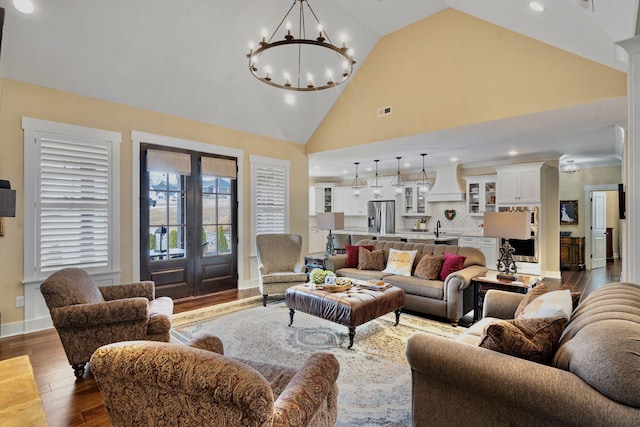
[402,182,427,216]
[464,175,497,216]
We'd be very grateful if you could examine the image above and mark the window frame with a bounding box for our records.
[22,117,121,282]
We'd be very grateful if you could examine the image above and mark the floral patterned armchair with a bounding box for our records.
[256,233,308,306]
[40,268,173,378]
[90,334,340,427]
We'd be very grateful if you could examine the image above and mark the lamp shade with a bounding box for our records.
[316,212,344,231]
[483,211,529,240]
[0,180,16,217]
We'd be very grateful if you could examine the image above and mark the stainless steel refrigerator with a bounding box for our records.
[367,200,395,234]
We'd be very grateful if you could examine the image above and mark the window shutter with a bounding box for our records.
[39,134,111,271]
[255,164,286,234]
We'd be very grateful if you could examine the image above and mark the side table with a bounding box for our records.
[304,253,326,276]
[472,271,539,321]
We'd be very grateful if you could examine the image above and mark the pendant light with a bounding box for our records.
[350,162,366,199]
[370,160,384,199]
[391,156,405,197]
[416,153,431,196]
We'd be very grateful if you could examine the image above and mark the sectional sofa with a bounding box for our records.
[324,239,487,325]
[406,281,640,426]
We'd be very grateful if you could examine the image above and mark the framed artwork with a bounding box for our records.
[560,200,578,225]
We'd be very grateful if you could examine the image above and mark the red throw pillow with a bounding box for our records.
[440,253,467,281]
[345,245,374,268]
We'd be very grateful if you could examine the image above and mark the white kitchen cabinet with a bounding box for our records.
[351,190,367,215]
[495,163,543,204]
[401,182,429,216]
[459,236,498,269]
[332,186,350,214]
[309,184,334,215]
[464,175,496,216]
[331,186,367,216]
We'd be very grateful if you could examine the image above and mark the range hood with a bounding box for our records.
[425,164,465,202]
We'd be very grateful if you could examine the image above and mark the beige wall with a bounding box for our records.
[306,9,626,154]
[0,78,309,326]
[558,165,622,239]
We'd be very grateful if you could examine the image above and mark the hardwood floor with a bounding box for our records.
[0,263,621,426]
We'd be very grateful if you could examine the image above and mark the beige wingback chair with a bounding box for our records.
[90,335,340,427]
[256,233,307,306]
[40,268,173,378]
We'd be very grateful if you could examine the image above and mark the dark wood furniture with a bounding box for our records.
[560,236,585,270]
[471,271,539,321]
[606,227,614,262]
[304,253,326,276]
[285,283,405,349]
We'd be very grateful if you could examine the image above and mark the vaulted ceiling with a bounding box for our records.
[0,0,637,177]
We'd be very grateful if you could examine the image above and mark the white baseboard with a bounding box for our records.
[1,317,53,338]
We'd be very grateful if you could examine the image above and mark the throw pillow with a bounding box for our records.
[520,289,573,320]
[358,247,386,271]
[479,316,568,364]
[414,255,444,280]
[514,283,549,318]
[439,253,466,281]
[345,245,374,268]
[382,248,418,276]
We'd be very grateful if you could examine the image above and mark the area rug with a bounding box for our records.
[171,298,465,427]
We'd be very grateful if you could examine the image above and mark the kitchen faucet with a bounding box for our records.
[436,220,441,238]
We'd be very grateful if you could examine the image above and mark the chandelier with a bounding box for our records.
[370,160,384,199]
[247,0,356,91]
[391,156,405,197]
[561,160,581,176]
[416,154,431,196]
[350,162,366,199]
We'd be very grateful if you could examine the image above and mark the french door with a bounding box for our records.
[139,145,238,299]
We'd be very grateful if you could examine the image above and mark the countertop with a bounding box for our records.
[332,229,490,240]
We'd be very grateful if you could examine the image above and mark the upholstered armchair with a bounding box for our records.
[256,233,307,306]
[40,268,173,378]
[90,334,340,427]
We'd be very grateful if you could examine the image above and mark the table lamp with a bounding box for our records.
[316,212,345,256]
[483,211,530,280]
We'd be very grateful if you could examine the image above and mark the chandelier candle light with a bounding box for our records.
[247,0,356,91]
[562,160,581,176]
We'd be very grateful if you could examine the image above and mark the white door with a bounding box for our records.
[591,191,607,269]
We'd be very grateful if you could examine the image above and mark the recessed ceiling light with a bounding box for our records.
[509,150,519,156]
[529,2,545,12]
[13,0,35,14]
[450,157,459,162]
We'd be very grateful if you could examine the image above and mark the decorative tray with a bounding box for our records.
[357,280,392,291]
[316,283,352,292]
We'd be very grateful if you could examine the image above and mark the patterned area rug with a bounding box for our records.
[171,297,465,427]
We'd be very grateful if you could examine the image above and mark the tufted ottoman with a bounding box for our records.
[285,283,405,349]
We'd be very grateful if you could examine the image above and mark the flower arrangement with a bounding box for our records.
[309,268,336,285]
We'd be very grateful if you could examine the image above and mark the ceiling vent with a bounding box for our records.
[377,106,392,117]
[577,0,594,12]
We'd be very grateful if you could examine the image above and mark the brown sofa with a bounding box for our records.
[91,334,340,427]
[324,239,487,325]
[406,281,640,426]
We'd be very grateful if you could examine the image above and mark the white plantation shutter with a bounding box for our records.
[250,156,290,239]
[22,117,121,282]
[39,135,111,271]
